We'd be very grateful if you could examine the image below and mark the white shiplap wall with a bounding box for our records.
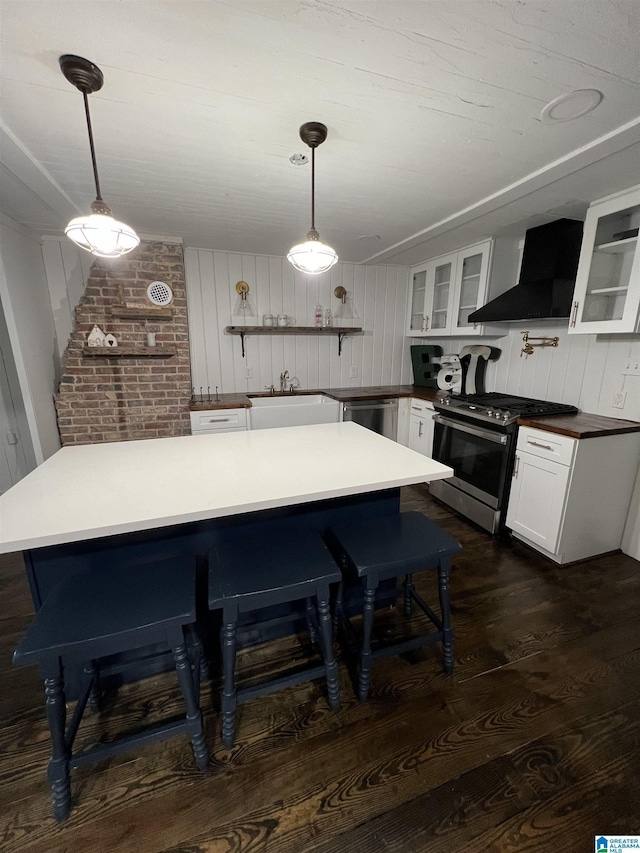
[185,249,412,394]
[41,237,93,379]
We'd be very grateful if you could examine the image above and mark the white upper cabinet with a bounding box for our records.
[407,240,496,337]
[569,185,640,334]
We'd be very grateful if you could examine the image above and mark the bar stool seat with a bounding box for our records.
[13,555,209,822]
[328,511,462,701]
[208,529,342,750]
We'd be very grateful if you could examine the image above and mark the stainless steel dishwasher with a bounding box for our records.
[342,398,398,440]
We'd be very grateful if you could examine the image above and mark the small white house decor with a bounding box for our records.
[104,333,118,348]
[87,325,106,346]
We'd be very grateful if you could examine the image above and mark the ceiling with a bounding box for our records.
[1,0,639,265]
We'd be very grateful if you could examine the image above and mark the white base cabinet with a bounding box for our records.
[407,398,435,457]
[506,426,640,564]
[190,408,248,434]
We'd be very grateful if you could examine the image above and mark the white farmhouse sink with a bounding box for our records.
[248,394,341,430]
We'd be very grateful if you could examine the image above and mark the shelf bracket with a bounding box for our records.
[240,332,247,358]
[338,332,347,357]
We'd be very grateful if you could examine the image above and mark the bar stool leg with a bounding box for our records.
[305,597,318,644]
[187,626,209,687]
[85,660,102,712]
[221,608,238,750]
[42,660,71,822]
[317,593,340,711]
[437,559,454,674]
[403,573,415,617]
[333,581,344,635]
[358,581,378,702]
[173,641,209,771]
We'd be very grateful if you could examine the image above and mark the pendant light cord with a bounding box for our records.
[310,145,315,231]
[83,91,103,202]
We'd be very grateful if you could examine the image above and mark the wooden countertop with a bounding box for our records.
[0,422,453,554]
[188,386,640,438]
[517,412,640,438]
[189,385,440,410]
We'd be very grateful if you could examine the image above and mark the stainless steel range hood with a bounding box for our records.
[468,218,584,323]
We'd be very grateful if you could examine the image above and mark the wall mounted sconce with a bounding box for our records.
[333,286,360,328]
[520,330,559,357]
[60,55,140,258]
[231,281,258,326]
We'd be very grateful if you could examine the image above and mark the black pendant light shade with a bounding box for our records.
[60,54,139,258]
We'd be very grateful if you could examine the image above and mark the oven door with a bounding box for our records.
[431,413,512,509]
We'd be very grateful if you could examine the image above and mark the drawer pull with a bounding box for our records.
[528,440,553,450]
[208,417,231,423]
[418,421,423,437]
[411,406,422,412]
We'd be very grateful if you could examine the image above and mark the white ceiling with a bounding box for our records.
[1,0,639,265]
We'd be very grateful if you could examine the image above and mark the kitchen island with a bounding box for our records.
[1,423,452,686]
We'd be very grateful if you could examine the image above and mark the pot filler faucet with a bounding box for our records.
[280,370,289,393]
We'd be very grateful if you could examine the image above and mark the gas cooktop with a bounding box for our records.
[433,392,578,427]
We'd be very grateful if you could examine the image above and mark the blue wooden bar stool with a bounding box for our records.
[328,512,462,701]
[208,529,341,750]
[12,555,209,822]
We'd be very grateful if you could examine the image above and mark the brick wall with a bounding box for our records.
[54,241,192,445]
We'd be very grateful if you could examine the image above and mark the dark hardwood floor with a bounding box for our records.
[1,485,639,852]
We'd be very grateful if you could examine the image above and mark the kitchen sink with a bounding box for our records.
[248,394,341,429]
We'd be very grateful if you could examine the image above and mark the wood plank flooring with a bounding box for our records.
[1,485,639,852]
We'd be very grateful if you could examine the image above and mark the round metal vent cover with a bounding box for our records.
[146,281,173,306]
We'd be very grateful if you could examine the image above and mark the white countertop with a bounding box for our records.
[0,422,453,554]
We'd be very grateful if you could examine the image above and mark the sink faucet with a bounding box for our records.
[280,370,289,393]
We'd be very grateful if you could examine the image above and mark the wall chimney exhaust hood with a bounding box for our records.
[468,218,584,323]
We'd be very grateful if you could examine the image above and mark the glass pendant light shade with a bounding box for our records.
[288,122,338,276]
[287,229,338,274]
[60,55,139,258]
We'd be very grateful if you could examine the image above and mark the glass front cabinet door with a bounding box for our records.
[406,241,492,337]
[451,242,492,335]
[569,185,640,334]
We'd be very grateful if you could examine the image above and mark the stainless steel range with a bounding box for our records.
[429,393,578,533]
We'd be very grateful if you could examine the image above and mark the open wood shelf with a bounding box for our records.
[225,325,362,335]
[83,346,176,358]
[108,304,175,320]
[225,325,363,357]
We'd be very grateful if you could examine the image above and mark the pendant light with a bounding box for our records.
[59,55,140,258]
[287,122,338,275]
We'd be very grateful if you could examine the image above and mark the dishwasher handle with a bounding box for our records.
[343,400,398,411]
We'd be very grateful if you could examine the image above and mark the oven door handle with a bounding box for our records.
[433,414,509,445]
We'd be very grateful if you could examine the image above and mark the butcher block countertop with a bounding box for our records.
[189,385,439,410]
[517,412,640,439]
[188,386,639,438]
